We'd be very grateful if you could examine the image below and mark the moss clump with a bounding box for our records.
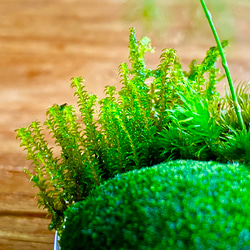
[16,27,250,231]
[61,160,250,250]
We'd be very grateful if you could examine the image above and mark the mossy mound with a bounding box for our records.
[60,160,250,249]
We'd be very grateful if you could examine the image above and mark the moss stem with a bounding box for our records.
[200,0,245,130]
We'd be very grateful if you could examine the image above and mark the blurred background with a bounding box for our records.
[0,0,249,249]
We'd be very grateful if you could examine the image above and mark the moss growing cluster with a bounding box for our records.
[61,160,250,250]
[16,28,250,231]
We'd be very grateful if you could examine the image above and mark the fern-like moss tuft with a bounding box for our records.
[16,28,250,231]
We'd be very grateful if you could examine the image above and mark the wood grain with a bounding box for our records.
[0,0,249,249]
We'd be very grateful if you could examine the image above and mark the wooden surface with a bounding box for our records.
[0,1,249,249]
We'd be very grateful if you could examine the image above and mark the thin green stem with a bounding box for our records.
[200,0,245,130]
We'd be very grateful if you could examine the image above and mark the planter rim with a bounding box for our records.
[54,231,60,250]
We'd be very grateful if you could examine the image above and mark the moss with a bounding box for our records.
[61,160,250,249]
[16,28,250,231]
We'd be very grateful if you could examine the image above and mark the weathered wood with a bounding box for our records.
[0,163,54,249]
[0,217,54,250]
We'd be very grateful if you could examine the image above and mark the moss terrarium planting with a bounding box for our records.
[16,1,250,249]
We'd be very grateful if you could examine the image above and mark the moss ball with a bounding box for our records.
[60,160,250,250]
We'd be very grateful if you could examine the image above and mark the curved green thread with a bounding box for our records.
[200,0,245,130]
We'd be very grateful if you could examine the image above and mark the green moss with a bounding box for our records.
[61,160,250,249]
[16,28,250,231]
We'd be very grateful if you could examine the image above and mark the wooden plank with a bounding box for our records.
[0,163,54,249]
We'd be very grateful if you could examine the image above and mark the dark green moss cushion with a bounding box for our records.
[60,160,250,250]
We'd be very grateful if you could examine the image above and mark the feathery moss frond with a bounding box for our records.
[16,28,250,231]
